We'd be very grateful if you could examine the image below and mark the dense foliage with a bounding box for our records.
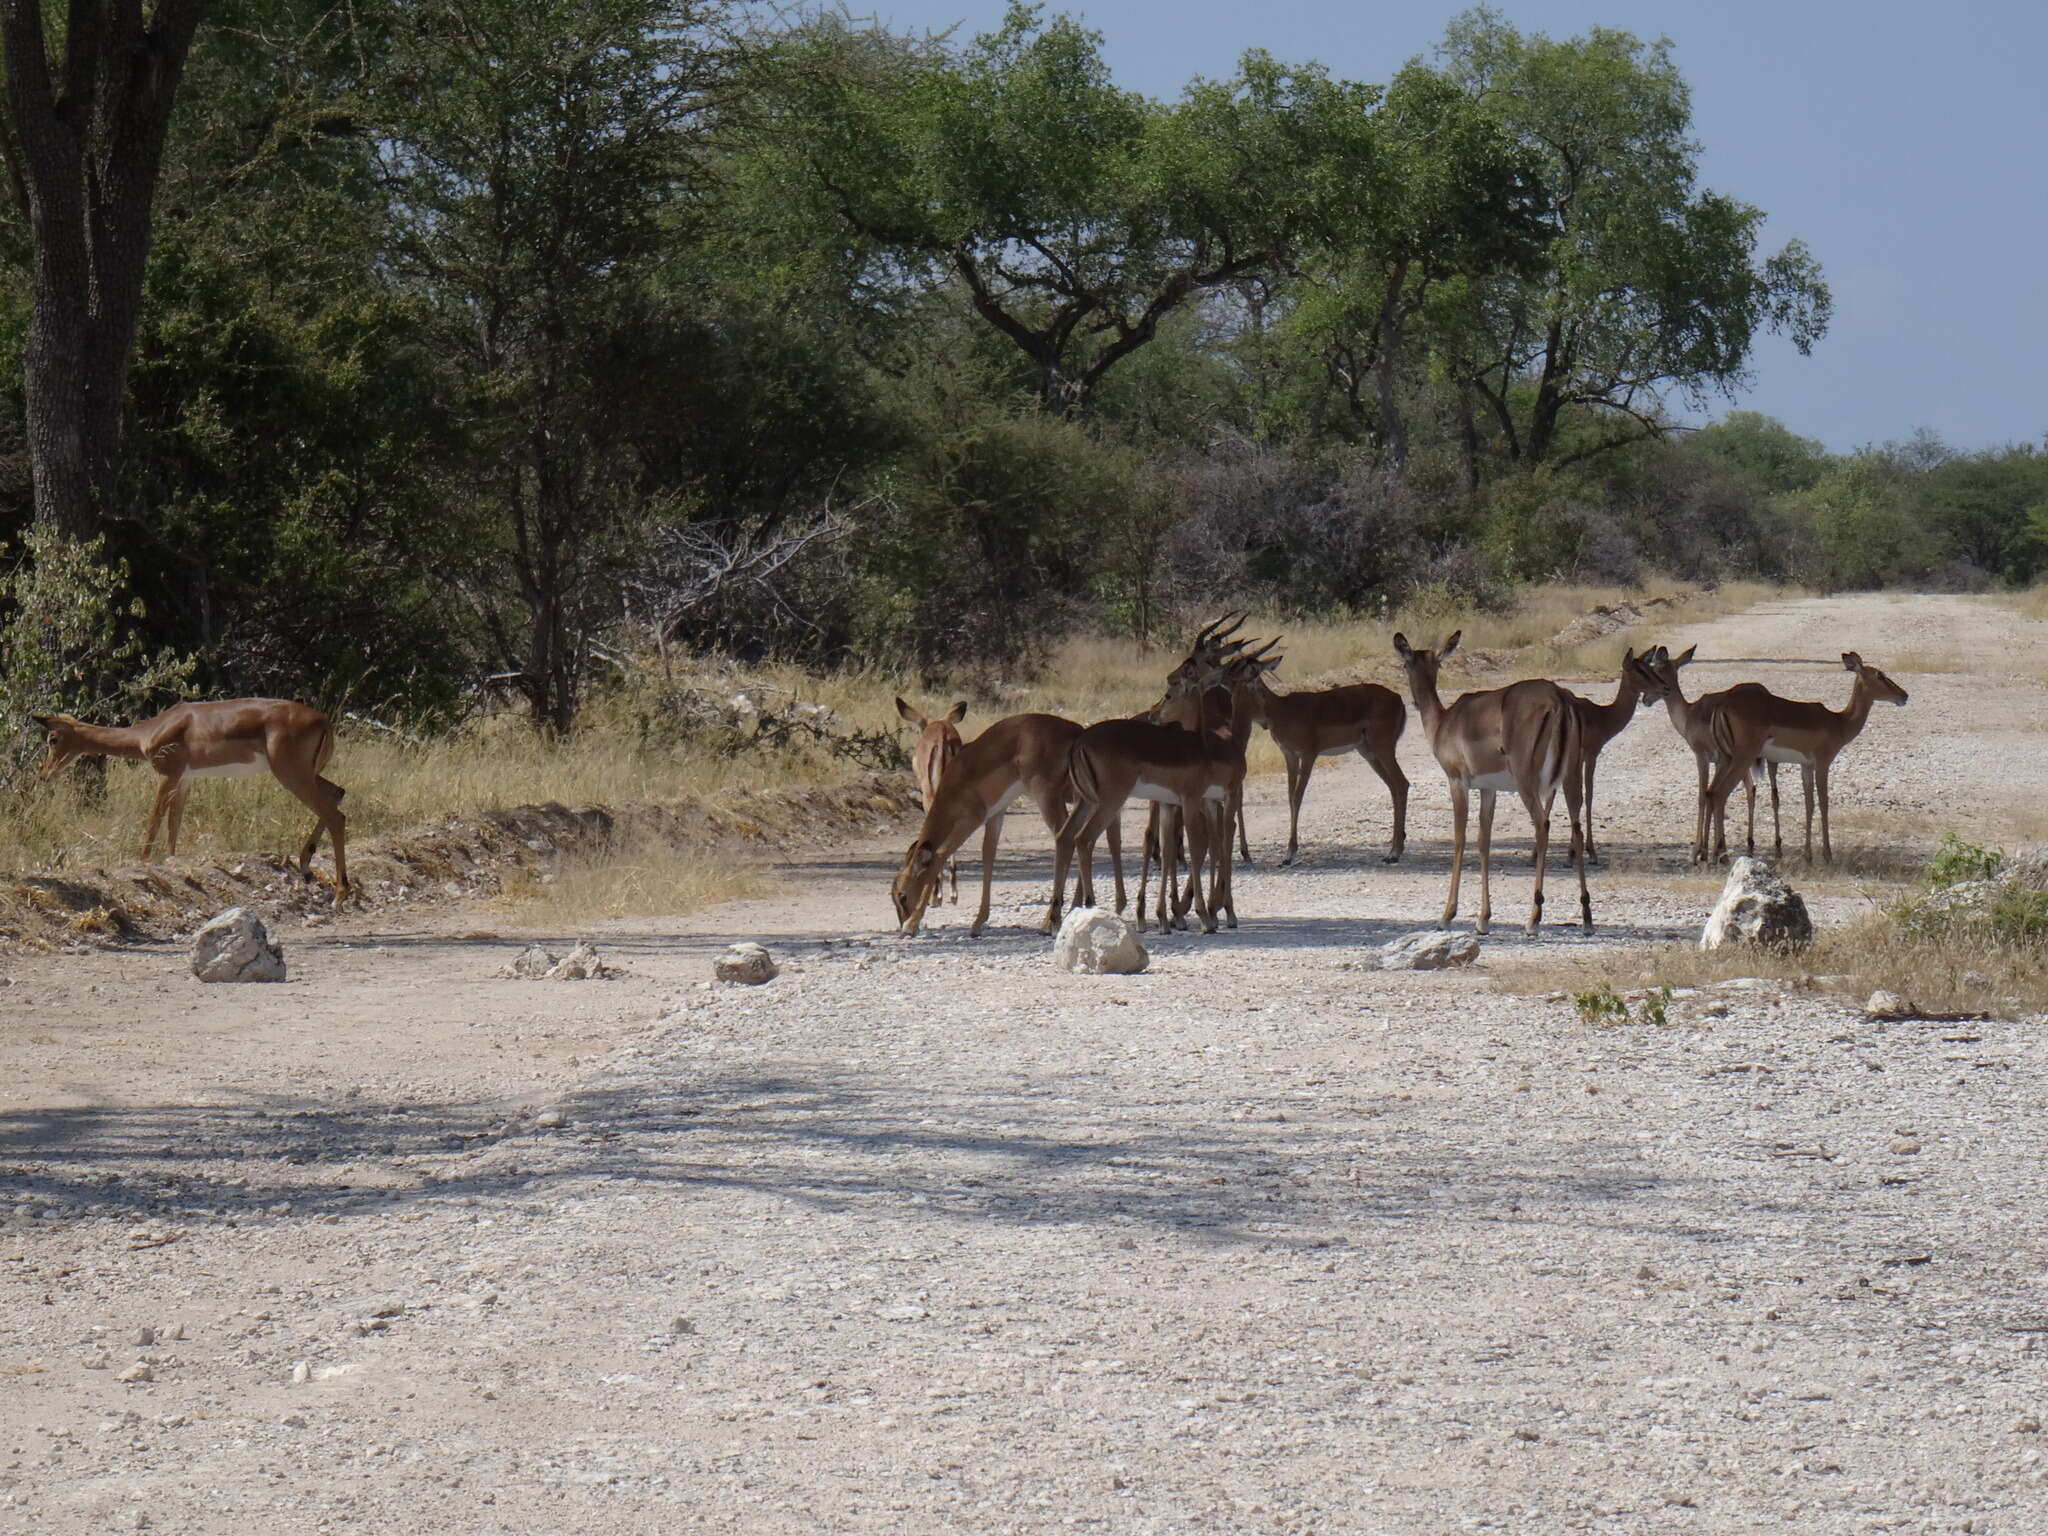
[0,2,2024,730]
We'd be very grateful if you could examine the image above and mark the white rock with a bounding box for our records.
[1052,909,1149,975]
[1378,930,1481,971]
[498,945,557,979]
[714,943,779,985]
[543,942,619,981]
[1700,858,1813,950]
[117,1362,152,1383]
[1864,988,1917,1021]
[190,908,286,983]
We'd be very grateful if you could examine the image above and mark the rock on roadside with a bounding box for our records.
[544,942,621,980]
[1865,988,1918,1021]
[499,945,557,979]
[1701,858,1813,951]
[714,942,779,985]
[191,907,286,983]
[1378,930,1481,971]
[1052,909,1148,975]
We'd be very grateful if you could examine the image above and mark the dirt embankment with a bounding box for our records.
[0,771,918,951]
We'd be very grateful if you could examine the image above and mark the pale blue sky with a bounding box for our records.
[869,0,2045,454]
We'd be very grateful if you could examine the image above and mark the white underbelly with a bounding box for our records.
[187,756,270,780]
[1316,743,1356,759]
[1759,743,1807,766]
[1131,779,1184,807]
[985,783,1026,823]
[1468,770,1517,792]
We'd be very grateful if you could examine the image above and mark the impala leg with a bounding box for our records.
[1692,752,1712,862]
[1235,792,1250,865]
[946,853,959,906]
[1213,796,1237,929]
[970,816,1003,937]
[1564,759,1592,930]
[1769,764,1784,859]
[280,770,350,896]
[1814,762,1832,863]
[1107,815,1127,913]
[1477,787,1497,936]
[1282,754,1308,865]
[166,780,190,856]
[1043,799,1088,935]
[1184,795,1218,934]
[1444,780,1469,930]
[1363,743,1408,862]
[1582,754,1599,865]
[1742,771,1757,858]
[1137,806,1158,930]
[1520,786,1552,937]
[141,773,179,861]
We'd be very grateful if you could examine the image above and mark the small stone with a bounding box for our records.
[117,1362,152,1383]
[1890,1138,1922,1155]
[2014,1416,2042,1433]
[132,1327,155,1348]
[1378,930,1480,971]
[1052,909,1148,975]
[190,908,286,983]
[164,1323,185,1341]
[1864,989,1917,1021]
[534,1109,568,1130]
[714,943,779,985]
[543,942,620,981]
[669,1316,697,1336]
[291,1361,311,1385]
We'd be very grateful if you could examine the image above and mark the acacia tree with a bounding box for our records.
[379,0,727,732]
[1430,9,1831,468]
[751,5,1377,415]
[0,0,208,538]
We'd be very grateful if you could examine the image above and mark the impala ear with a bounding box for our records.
[29,713,51,730]
[1672,645,1696,667]
[1440,630,1461,659]
[945,701,967,725]
[1391,632,1412,658]
[1842,651,1862,671]
[911,843,936,874]
[895,697,920,726]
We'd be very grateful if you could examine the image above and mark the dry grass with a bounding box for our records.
[0,579,1785,892]
[494,844,774,924]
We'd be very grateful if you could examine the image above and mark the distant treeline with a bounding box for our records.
[0,1,2032,732]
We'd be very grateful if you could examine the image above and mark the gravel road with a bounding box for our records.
[4,593,2047,1535]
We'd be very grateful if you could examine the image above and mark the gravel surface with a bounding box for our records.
[5,594,2048,1535]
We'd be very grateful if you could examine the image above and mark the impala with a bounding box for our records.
[1241,667,1408,866]
[33,699,350,896]
[896,697,967,906]
[1625,646,1777,861]
[1393,631,1590,936]
[1136,614,1254,928]
[1635,647,1908,863]
[1049,648,1278,936]
[1562,649,1649,863]
[890,712,1122,937]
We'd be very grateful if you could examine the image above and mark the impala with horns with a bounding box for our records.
[896,697,967,906]
[1624,646,1776,862]
[1137,613,1256,920]
[1633,646,1907,864]
[33,700,350,896]
[890,713,1123,937]
[1049,646,1281,936]
[1393,632,1589,935]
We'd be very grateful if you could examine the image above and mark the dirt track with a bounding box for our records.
[5,594,2048,1535]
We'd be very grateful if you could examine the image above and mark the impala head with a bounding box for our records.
[1843,652,1909,707]
[891,837,943,932]
[1626,643,1694,700]
[27,712,91,780]
[1148,638,1246,723]
[1160,612,1250,698]
[1391,630,1459,694]
[895,697,967,733]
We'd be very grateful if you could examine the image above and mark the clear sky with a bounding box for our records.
[865,0,2046,454]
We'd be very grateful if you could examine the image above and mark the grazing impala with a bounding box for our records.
[1241,667,1408,866]
[896,697,967,905]
[1393,632,1589,936]
[1562,650,1649,863]
[1634,647,1908,863]
[33,699,349,895]
[890,713,1122,937]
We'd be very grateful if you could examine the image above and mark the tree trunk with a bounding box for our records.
[0,1,207,537]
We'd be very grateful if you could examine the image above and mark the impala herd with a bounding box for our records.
[23,618,1906,941]
[888,617,1909,941]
